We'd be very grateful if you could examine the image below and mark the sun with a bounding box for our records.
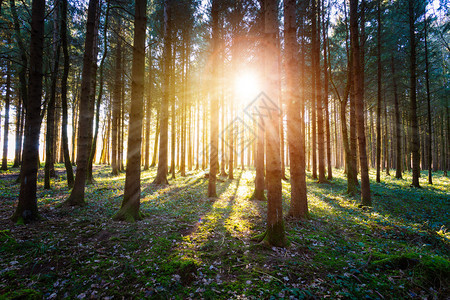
[234,71,261,102]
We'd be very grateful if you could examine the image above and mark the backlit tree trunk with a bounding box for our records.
[261,0,286,247]
[113,0,147,222]
[153,0,172,185]
[11,0,45,223]
[350,0,371,206]
[60,0,74,187]
[409,0,420,188]
[285,0,307,218]
[65,0,99,206]
[208,0,219,198]
[1,44,11,170]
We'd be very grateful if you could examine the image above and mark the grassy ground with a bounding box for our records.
[0,163,449,299]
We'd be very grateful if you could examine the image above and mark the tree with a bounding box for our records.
[350,0,371,206]
[45,3,61,189]
[11,0,45,223]
[207,0,219,198]
[284,0,307,218]
[258,0,286,247]
[111,20,122,176]
[1,40,11,171]
[113,0,147,222]
[315,0,326,183]
[153,0,172,185]
[60,0,74,187]
[64,0,99,206]
[424,10,432,184]
[409,0,420,188]
[376,0,382,183]
[87,1,110,184]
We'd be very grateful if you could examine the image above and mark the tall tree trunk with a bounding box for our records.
[114,0,146,221]
[208,0,219,198]
[260,0,286,247]
[315,0,326,183]
[384,93,390,175]
[311,2,317,180]
[45,4,61,189]
[409,0,420,188]
[144,44,153,171]
[170,42,176,179]
[87,1,110,183]
[376,0,382,183]
[153,0,172,185]
[285,0,308,218]
[1,45,11,170]
[11,0,45,223]
[322,0,332,180]
[65,0,99,206]
[424,11,432,184]
[111,23,122,176]
[350,0,371,205]
[13,97,22,168]
[391,55,402,179]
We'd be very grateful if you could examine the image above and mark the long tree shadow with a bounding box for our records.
[305,173,449,255]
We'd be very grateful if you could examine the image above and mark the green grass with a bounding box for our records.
[0,164,448,298]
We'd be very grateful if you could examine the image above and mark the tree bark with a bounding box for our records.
[424,11,432,184]
[1,45,11,170]
[64,0,99,206]
[261,0,286,247]
[11,0,45,223]
[45,5,61,189]
[350,0,371,206]
[208,0,219,198]
[409,0,420,188]
[111,22,122,176]
[376,0,382,183]
[285,0,308,218]
[322,0,332,180]
[153,0,172,185]
[114,0,147,222]
[144,44,153,170]
[315,0,326,183]
[87,2,110,184]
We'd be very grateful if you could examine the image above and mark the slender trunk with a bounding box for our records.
[111,24,122,176]
[87,2,110,183]
[311,2,317,180]
[208,0,219,197]
[315,0,326,183]
[322,0,332,180]
[144,45,153,170]
[169,43,176,178]
[45,4,61,189]
[409,0,420,187]
[60,0,74,187]
[65,0,99,206]
[153,0,171,184]
[285,0,307,218]
[261,0,286,247]
[1,47,11,170]
[114,0,147,221]
[424,11,432,184]
[150,110,159,167]
[350,0,371,205]
[376,0,382,183]
[12,0,45,223]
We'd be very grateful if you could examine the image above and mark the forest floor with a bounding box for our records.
[0,164,449,299]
